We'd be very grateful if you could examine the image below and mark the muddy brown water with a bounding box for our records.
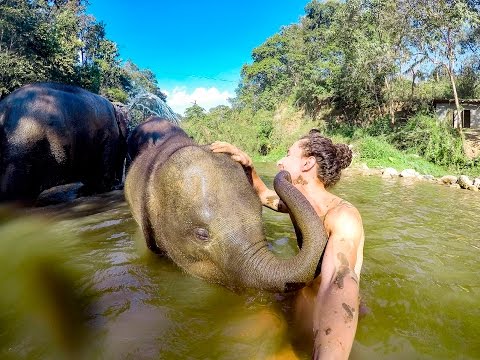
[1,163,479,359]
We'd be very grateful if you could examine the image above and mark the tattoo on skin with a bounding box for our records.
[350,273,359,284]
[333,252,350,289]
[342,303,355,323]
[338,199,354,209]
[265,195,278,208]
[293,175,308,185]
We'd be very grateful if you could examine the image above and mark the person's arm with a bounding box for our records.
[312,206,364,360]
[210,141,288,212]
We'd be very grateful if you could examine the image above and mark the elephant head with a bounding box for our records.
[125,132,327,292]
[126,116,187,162]
[112,102,130,141]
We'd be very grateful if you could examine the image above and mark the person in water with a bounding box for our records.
[210,129,365,359]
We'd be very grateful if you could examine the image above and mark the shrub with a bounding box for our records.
[356,136,399,161]
[390,113,466,166]
[354,136,448,176]
[365,116,395,137]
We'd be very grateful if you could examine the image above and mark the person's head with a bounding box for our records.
[277,129,352,188]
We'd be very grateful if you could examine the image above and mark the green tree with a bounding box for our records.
[402,0,480,129]
[0,0,86,96]
[456,61,480,98]
[184,103,206,120]
[239,33,292,110]
[295,0,341,116]
[0,0,163,105]
[330,0,412,124]
[122,61,165,101]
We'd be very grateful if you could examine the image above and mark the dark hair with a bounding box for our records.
[299,129,352,188]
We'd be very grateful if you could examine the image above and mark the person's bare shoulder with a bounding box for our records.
[322,200,364,280]
[329,200,361,223]
[325,200,363,245]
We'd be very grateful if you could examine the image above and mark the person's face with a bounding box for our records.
[276,140,308,179]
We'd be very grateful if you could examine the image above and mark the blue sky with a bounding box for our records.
[87,1,308,114]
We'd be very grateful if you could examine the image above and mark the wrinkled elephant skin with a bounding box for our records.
[127,116,186,162]
[0,82,129,202]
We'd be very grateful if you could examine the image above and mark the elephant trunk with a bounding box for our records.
[235,171,328,292]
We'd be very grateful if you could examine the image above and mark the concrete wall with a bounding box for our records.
[435,103,480,128]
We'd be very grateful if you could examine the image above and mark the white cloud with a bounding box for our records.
[164,87,233,116]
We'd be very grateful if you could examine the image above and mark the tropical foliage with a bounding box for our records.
[183,0,480,174]
[235,0,480,124]
[0,0,163,102]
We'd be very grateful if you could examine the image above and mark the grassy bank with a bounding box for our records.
[181,105,480,179]
[335,114,479,178]
[251,136,450,177]
[252,137,455,177]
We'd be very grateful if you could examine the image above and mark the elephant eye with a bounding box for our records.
[194,227,209,241]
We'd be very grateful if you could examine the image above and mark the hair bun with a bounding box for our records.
[335,144,352,170]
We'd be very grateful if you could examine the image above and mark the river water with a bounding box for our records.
[1,163,479,359]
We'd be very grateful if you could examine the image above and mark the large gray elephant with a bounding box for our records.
[0,82,129,202]
[125,125,328,292]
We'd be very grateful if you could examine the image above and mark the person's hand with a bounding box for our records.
[210,141,253,167]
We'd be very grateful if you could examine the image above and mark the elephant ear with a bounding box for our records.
[243,166,254,186]
[112,102,130,139]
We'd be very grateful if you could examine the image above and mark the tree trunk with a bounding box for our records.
[385,77,395,126]
[449,69,462,130]
[446,28,462,131]
[410,68,416,99]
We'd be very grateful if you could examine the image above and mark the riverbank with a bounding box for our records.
[253,146,480,194]
[347,162,480,193]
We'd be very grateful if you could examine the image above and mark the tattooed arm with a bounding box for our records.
[312,205,364,360]
[210,141,288,213]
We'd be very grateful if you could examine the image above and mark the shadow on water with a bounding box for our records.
[1,167,480,359]
[32,183,126,219]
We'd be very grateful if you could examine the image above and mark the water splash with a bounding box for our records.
[128,92,179,124]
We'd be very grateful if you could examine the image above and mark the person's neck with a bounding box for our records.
[294,172,336,216]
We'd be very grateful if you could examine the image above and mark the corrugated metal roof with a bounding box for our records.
[433,99,480,105]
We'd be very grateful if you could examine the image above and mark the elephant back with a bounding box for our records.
[0,82,127,201]
[127,117,188,162]
[0,82,117,141]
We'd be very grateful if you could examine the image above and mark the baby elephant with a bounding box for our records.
[125,123,327,292]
